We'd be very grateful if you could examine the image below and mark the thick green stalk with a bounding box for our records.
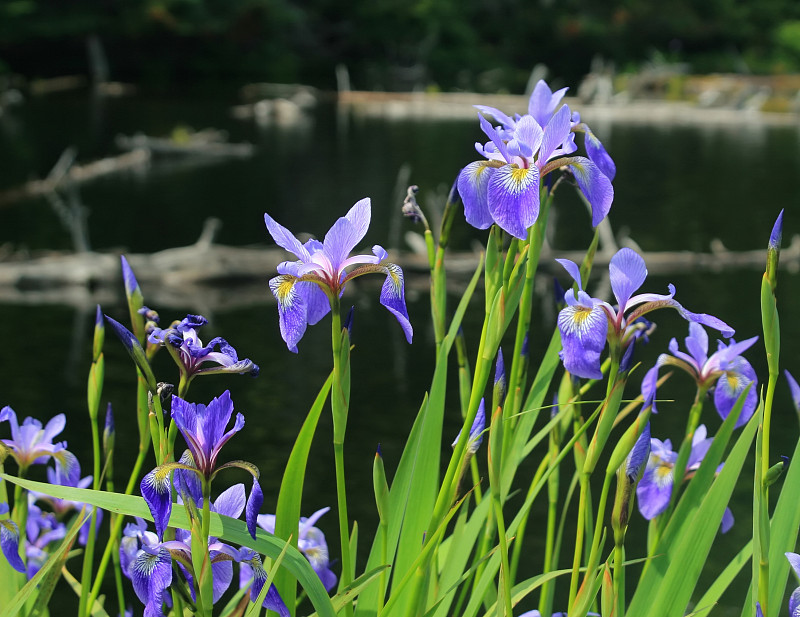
[330,305,354,617]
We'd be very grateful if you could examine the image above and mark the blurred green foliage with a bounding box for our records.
[3,0,800,91]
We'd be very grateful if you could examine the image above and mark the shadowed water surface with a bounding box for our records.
[1,91,799,615]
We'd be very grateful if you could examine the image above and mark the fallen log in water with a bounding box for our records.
[0,149,151,207]
[1,228,797,310]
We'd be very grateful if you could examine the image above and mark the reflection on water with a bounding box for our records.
[1,91,799,614]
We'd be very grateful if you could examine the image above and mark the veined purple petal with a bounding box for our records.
[787,551,800,578]
[791,589,800,617]
[457,161,495,230]
[557,303,608,379]
[684,322,709,367]
[555,258,583,289]
[246,478,264,540]
[538,105,572,164]
[213,484,246,519]
[343,198,371,245]
[478,114,511,162]
[513,115,544,158]
[296,281,329,327]
[568,158,614,227]
[688,425,712,468]
[636,461,673,519]
[131,546,172,617]
[609,248,647,310]
[269,275,308,353]
[174,450,203,507]
[474,105,516,129]
[380,263,413,343]
[584,127,616,180]
[264,213,311,262]
[0,518,25,573]
[324,211,367,272]
[640,357,669,412]
[141,468,173,541]
[714,356,757,427]
[242,557,291,617]
[528,81,569,128]
[488,164,540,239]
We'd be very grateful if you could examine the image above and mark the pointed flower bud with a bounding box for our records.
[105,315,159,392]
[92,304,105,362]
[767,209,783,289]
[493,348,506,407]
[764,455,789,488]
[452,399,486,455]
[103,403,115,461]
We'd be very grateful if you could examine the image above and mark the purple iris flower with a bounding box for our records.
[24,503,67,579]
[0,406,79,484]
[0,502,25,573]
[785,552,800,617]
[140,391,262,541]
[636,425,733,532]
[148,314,259,383]
[29,460,102,545]
[256,507,338,592]
[457,79,615,239]
[556,248,735,379]
[641,322,758,427]
[265,197,412,352]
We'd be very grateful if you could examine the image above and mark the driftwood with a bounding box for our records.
[1,213,798,310]
[0,149,150,207]
[115,129,255,158]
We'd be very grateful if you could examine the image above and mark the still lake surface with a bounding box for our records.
[1,89,799,613]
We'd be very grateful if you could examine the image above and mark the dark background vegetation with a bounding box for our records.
[5,0,800,93]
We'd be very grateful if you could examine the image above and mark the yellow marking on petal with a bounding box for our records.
[572,306,593,325]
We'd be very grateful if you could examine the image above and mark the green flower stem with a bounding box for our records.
[86,443,149,612]
[330,305,354,617]
[503,192,552,432]
[493,497,514,617]
[80,354,104,617]
[430,187,458,347]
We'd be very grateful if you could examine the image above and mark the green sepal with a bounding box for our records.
[92,307,105,363]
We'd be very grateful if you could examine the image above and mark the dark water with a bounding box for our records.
[1,91,799,614]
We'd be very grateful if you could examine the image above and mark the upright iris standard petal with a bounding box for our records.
[528,80,569,128]
[487,163,540,239]
[171,391,244,475]
[609,248,648,308]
